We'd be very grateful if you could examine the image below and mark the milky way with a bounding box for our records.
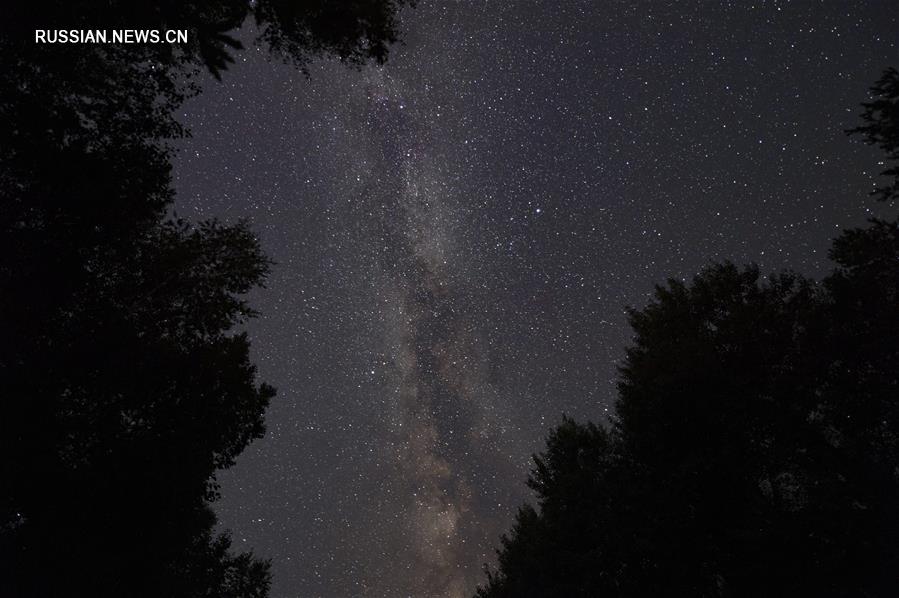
[172,2,896,596]
[342,70,522,595]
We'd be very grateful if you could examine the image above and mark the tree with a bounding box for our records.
[847,67,899,202]
[0,1,408,596]
[476,419,619,598]
[477,68,899,597]
[4,0,409,77]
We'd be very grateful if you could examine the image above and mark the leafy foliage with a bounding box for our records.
[0,1,406,596]
[477,68,899,598]
[847,67,899,201]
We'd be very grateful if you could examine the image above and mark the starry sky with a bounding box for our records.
[171,2,897,596]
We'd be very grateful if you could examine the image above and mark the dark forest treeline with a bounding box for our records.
[477,68,899,598]
[0,2,407,596]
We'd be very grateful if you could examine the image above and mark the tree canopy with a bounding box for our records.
[477,68,899,598]
[0,1,407,596]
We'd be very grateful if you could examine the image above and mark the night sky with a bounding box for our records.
[171,3,897,596]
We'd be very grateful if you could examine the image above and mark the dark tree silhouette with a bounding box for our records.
[847,67,899,202]
[477,69,899,598]
[4,0,409,77]
[0,2,407,596]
